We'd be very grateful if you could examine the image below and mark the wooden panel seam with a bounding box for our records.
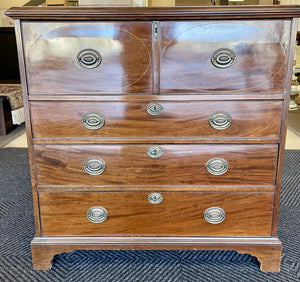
[27,95,286,101]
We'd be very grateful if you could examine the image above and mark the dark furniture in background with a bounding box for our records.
[0,27,20,82]
[0,96,13,134]
[0,27,20,134]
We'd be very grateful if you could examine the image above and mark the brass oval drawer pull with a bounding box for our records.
[147,146,163,158]
[204,207,225,224]
[84,158,106,175]
[211,48,236,68]
[209,111,232,130]
[77,49,102,69]
[82,113,105,130]
[148,192,163,204]
[87,206,108,223]
[206,158,228,175]
[147,103,163,116]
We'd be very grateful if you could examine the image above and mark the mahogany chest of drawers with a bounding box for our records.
[6,5,300,272]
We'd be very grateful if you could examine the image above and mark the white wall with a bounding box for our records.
[0,0,28,26]
[0,0,28,9]
[280,0,300,30]
[280,0,300,3]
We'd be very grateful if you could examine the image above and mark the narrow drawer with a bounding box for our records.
[30,100,282,139]
[22,22,152,94]
[34,144,278,186]
[160,20,290,94]
[39,191,274,236]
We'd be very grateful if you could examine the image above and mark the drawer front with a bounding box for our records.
[39,191,274,236]
[30,100,282,139]
[160,20,290,94]
[34,144,277,186]
[22,22,152,94]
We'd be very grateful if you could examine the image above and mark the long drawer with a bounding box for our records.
[30,100,282,139]
[34,144,278,186]
[22,20,290,95]
[39,191,274,236]
[22,22,152,95]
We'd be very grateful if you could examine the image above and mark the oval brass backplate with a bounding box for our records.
[77,49,102,69]
[206,158,228,176]
[204,207,225,224]
[211,48,236,68]
[82,113,105,130]
[87,206,108,223]
[209,111,232,130]
[84,158,106,175]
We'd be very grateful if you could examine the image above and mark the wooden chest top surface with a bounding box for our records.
[5,5,300,20]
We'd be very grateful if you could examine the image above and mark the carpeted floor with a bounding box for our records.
[0,148,299,281]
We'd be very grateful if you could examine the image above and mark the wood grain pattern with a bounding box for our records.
[34,144,278,186]
[30,236,282,271]
[30,100,282,139]
[160,20,290,94]
[6,6,300,20]
[37,185,276,192]
[22,22,152,95]
[33,137,281,145]
[28,94,286,101]
[39,191,274,236]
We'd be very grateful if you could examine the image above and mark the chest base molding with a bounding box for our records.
[31,236,282,272]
